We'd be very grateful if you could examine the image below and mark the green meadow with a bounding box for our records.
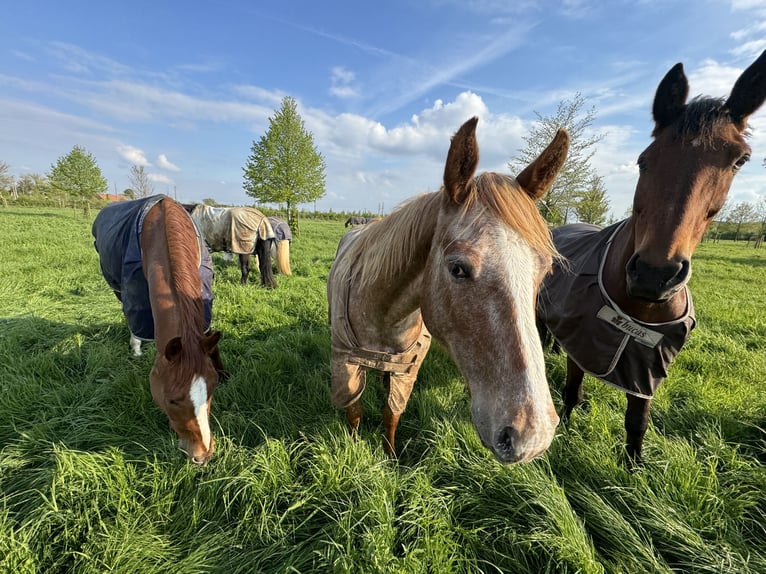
[1,207,764,574]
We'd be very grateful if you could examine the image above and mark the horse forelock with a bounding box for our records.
[158,200,209,377]
[463,173,558,261]
[654,96,747,146]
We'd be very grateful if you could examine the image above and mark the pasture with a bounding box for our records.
[1,206,765,573]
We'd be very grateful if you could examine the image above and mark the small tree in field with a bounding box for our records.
[510,93,606,225]
[129,165,153,198]
[574,174,610,225]
[48,146,108,203]
[243,96,326,232]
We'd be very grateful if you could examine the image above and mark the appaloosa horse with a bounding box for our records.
[538,50,766,463]
[93,195,227,464]
[328,117,569,463]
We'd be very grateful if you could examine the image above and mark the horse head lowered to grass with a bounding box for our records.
[92,195,227,464]
[328,117,569,463]
[537,50,766,464]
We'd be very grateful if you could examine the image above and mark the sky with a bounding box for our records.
[2,0,766,218]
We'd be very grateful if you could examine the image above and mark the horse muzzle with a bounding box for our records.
[626,253,690,302]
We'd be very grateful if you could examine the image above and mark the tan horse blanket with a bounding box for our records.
[191,205,275,254]
[328,227,432,415]
[537,220,696,399]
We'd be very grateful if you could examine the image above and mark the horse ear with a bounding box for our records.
[443,117,479,205]
[164,337,183,362]
[652,63,689,130]
[202,331,222,354]
[515,128,570,200]
[724,49,766,131]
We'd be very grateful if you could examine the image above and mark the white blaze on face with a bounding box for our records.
[189,375,211,451]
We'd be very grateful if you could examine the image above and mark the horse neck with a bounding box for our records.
[604,218,689,323]
[142,215,204,350]
[353,193,441,334]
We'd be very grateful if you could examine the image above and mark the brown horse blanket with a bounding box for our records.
[537,220,696,399]
[191,205,275,254]
[328,226,432,415]
[92,195,214,341]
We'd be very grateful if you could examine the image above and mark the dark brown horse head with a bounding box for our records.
[628,50,766,301]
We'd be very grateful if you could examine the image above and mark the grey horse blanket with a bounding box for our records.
[268,217,292,242]
[328,226,432,415]
[191,205,275,254]
[537,220,695,399]
[92,195,214,341]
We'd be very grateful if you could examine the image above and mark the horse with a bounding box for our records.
[327,117,570,463]
[344,216,377,227]
[537,50,766,464]
[268,216,292,275]
[184,204,277,288]
[92,195,227,465]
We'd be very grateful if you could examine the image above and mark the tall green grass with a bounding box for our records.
[1,207,764,573]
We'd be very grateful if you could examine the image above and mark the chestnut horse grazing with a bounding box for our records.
[538,50,766,463]
[93,195,227,464]
[328,117,569,463]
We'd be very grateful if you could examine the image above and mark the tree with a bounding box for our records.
[574,174,610,225]
[726,201,756,241]
[755,196,766,237]
[16,173,49,196]
[509,93,605,225]
[48,146,108,201]
[243,96,326,229]
[129,165,153,198]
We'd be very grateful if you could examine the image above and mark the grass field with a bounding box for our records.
[1,206,765,574]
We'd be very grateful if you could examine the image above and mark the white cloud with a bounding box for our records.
[117,144,150,166]
[329,66,358,99]
[148,172,173,184]
[157,153,180,172]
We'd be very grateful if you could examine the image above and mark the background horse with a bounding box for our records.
[344,216,377,227]
[92,195,227,464]
[537,50,766,463]
[185,204,277,288]
[328,117,569,463]
[268,216,292,275]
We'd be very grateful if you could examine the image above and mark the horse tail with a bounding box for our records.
[254,236,277,288]
[275,240,292,275]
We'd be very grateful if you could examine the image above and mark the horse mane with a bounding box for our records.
[349,172,557,292]
[159,199,209,378]
[656,96,749,146]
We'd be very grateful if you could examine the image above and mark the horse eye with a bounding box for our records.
[448,261,470,279]
[733,154,750,171]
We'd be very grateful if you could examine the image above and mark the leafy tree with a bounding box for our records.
[129,165,153,198]
[574,174,610,225]
[122,188,136,199]
[725,201,756,241]
[16,173,49,196]
[48,146,108,201]
[243,96,326,228]
[754,196,766,237]
[509,93,605,225]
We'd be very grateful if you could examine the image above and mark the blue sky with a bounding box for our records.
[2,0,766,218]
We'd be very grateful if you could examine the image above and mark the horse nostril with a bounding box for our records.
[496,426,518,454]
[191,454,207,466]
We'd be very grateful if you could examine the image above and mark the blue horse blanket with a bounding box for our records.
[268,217,292,242]
[537,220,695,399]
[92,195,214,340]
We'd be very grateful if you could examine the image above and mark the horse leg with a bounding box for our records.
[255,237,277,288]
[238,254,250,285]
[562,355,585,421]
[625,393,652,465]
[382,372,417,458]
[129,333,142,356]
[345,401,364,437]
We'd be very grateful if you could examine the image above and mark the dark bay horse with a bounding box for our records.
[328,117,570,463]
[92,195,227,464]
[344,216,378,227]
[184,204,277,288]
[538,50,766,463]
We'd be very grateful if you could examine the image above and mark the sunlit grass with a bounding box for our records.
[0,208,764,573]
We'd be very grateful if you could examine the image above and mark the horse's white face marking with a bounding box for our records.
[189,375,211,451]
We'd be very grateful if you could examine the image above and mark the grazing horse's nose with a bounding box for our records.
[495,426,523,462]
[626,253,690,301]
